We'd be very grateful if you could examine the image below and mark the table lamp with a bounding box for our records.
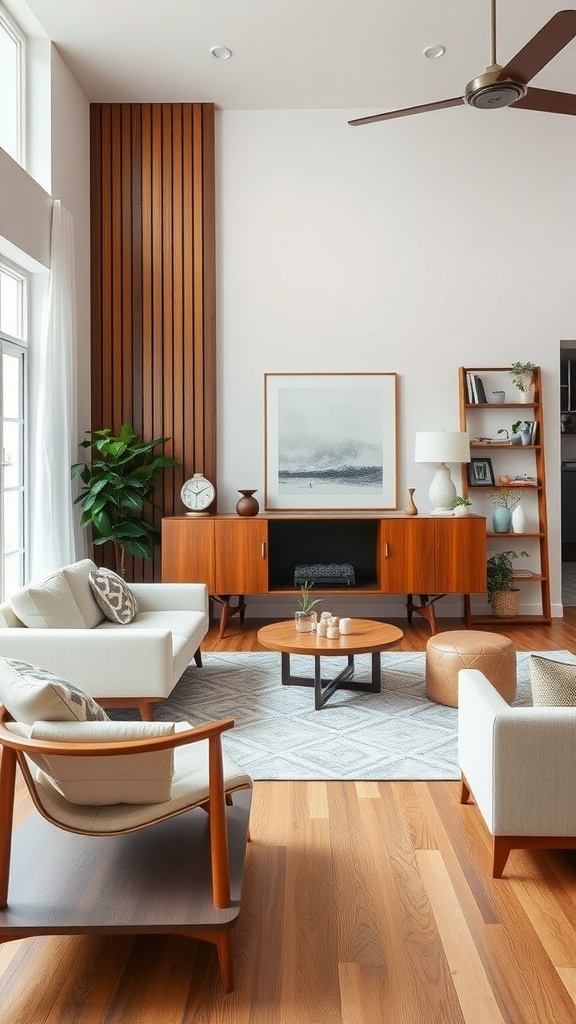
[414,430,470,515]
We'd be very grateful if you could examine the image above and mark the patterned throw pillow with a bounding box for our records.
[88,568,138,624]
[0,657,109,723]
[529,654,576,706]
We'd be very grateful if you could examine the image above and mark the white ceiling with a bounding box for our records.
[13,0,576,113]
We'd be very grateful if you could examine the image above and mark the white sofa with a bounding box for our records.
[0,559,209,720]
[458,668,576,877]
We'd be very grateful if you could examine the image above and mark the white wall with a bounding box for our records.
[217,108,576,617]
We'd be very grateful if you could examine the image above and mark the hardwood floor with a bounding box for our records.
[1,611,576,1023]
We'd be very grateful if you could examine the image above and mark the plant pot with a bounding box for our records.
[295,611,316,632]
[518,373,534,403]
[453,505,470,517]
[491,589,520,617]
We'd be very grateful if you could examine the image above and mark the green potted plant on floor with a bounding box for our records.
[71,423,178,576]
[487,550,528,617]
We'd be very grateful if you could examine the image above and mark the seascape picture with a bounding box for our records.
[265,373,397,510]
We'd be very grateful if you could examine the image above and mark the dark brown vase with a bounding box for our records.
[236,489,259,517]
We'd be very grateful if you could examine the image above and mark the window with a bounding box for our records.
[0,3,26,165]
[0,261,27,600]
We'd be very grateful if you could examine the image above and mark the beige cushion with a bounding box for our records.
[530,654,576,706]
[89,568,139,624]
[20,720,175,805]
[10,570,86,628]
[0,657,109,723]
[61,559,104,628]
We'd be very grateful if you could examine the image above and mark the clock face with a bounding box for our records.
[181,475,215,512]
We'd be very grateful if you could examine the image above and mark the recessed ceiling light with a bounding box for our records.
[210,45,232,60]
[423,44,446,59]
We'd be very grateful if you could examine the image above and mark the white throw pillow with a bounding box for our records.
[26,720,175,805]
[0,657,109,723]
[10,569,86,628]
[89,568,139,624]
[530,654,576,706]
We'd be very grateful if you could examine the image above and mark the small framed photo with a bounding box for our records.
[467,457,495,486]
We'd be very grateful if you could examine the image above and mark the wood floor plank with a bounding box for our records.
[308,780,329,819]
[416,850,507,1024]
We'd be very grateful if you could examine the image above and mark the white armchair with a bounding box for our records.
[458,669,576,877]
[0,561,209,720]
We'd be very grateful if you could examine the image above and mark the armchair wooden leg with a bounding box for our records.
[492,838,511,878]
[459,775,471,804]
[193,648,202,668]
[215,930,235,992]
[0,747,17,909]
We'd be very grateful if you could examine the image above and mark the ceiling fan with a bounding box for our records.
[349,2,576,126]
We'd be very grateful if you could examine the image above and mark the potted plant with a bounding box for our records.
[295,581,322,632]
[71,423,178,576]
[509,361,536,401]
[486,549,529,617]
[486,487,521,533]
[452,496,472,517]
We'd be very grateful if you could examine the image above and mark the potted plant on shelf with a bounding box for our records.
[486,550,529,617]
[71,423,178,577]
[509,362,536,402]
[295,581,322,632]
[452,496,472,517]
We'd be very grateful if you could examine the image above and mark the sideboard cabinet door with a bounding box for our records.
[434,517,486,593]
[380,519,437,593]
[214,519,268,594]
[161,517,215,588]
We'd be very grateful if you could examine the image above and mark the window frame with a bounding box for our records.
[0,1,26,168]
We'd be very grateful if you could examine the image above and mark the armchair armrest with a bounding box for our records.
[459,669,576,836]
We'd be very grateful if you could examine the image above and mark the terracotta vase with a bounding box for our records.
[236,489,259,517]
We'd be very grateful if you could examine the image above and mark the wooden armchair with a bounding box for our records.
[0,705,252,991]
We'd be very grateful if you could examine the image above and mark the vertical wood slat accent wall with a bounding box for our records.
[90,103,216,581]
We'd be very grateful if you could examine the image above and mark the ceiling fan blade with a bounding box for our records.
[497,10,576,85]
[511,85,576,115]
[348,97,464,126]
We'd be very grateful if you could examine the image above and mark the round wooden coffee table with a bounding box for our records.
[257,618,404,710]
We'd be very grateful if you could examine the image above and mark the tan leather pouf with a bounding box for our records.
[425,630,517,708]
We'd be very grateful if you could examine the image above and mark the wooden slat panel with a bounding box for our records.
[90,102,216,580]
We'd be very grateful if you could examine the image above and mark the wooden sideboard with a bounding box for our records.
[161,513,487,636]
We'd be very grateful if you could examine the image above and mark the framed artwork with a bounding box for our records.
[264,372,397,511]
[467,457,495,486]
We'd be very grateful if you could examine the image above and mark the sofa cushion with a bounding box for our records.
[16,720,176,805]
[10,570,86,628]
[61,559,104,628]
[530,654,576,706]
[0,657,109,723]
[89,568,139,624]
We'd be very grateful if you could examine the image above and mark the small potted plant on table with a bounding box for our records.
[295,582,322,632]
[452,496,472,517]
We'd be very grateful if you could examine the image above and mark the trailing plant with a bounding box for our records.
[452,496,472,508]
[297,581,322,615]
[486,487,521,510]
[509,362,536,392]
[486,550,528,602]
[71,424,178,576]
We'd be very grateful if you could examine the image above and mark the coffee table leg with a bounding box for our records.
[281,652,360,709]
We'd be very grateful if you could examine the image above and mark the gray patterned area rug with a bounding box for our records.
[116,649,569,782]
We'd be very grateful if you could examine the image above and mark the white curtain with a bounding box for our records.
[30,200,84,579]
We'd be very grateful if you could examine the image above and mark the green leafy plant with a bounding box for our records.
[511,420,523,435]
[509,362,536,392]
[486,550,528,602]
[452,496,472,508]
[297,581,322,614]
[71,424,178,576]
[486,487,521,510]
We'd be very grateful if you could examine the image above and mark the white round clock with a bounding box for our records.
[181,473,215,515]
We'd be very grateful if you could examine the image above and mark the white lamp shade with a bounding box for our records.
[414,431,470,464]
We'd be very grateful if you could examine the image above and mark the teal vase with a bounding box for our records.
[492,507,511,533]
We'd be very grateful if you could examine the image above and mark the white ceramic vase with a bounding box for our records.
[511,503,527,534]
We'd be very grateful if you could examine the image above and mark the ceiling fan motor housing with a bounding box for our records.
[465,65,527,109]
